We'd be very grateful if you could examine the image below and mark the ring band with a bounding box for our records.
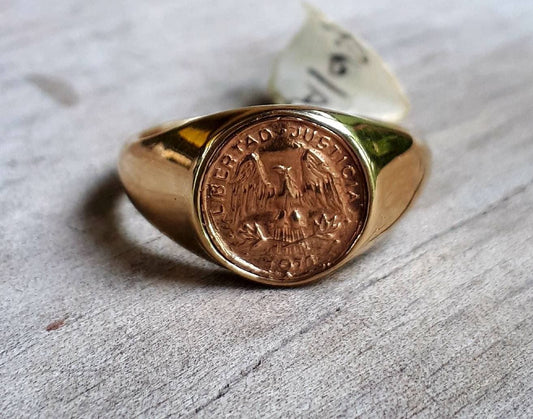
[118,105,428,286]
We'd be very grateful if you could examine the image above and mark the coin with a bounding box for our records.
[201,116,368,283]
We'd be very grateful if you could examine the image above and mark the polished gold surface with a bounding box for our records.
[118,105,429,285]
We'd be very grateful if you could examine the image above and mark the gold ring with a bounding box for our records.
[118,105,428,286]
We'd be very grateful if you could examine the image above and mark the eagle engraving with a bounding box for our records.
[226,140,347,250]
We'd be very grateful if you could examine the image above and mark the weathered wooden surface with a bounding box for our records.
[1,0,532,417]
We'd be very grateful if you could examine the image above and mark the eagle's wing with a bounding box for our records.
[302,149,343,211]
[229,153,271,224]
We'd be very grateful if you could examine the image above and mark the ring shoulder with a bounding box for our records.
[334,115,429,256]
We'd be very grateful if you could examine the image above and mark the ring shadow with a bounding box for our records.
[79,169,257,289]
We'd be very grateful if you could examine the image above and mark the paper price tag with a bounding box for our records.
[269,5,409,123]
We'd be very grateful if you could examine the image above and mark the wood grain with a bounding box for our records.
[1,0,532,417]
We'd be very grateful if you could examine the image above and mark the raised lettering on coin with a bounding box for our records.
[201,117,368,282]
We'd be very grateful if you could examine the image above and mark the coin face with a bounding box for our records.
[200,116,368,284]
